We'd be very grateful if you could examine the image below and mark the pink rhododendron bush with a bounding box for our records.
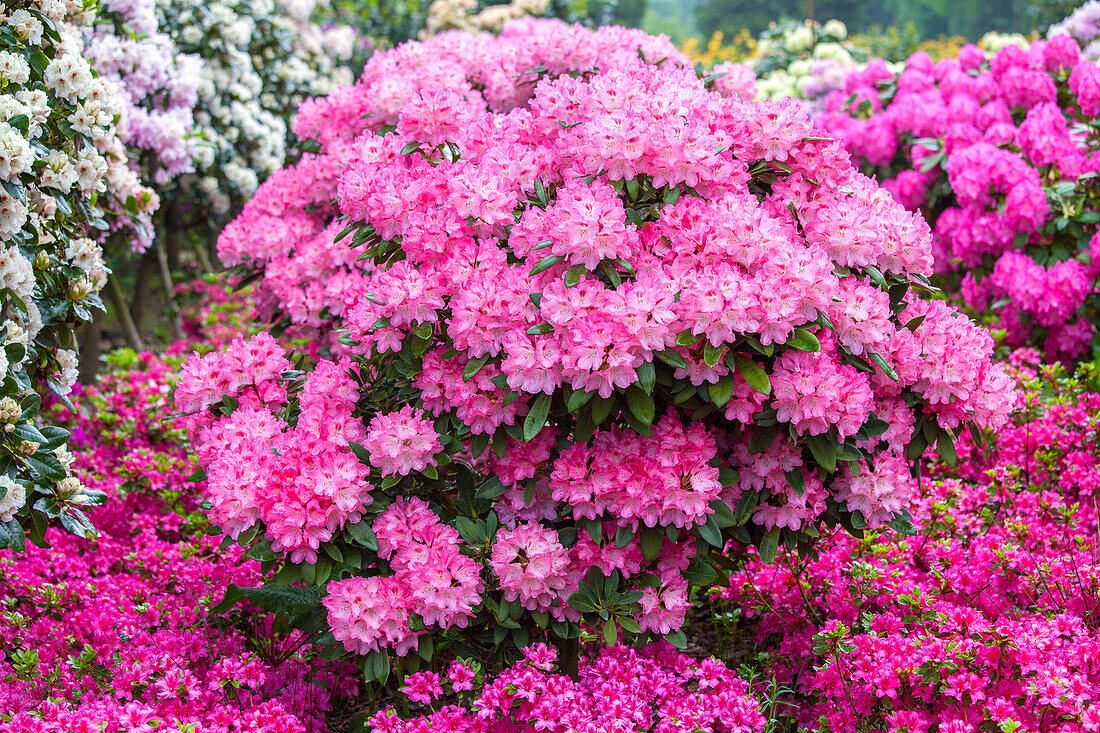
[821,36,1100,363]
[720,357,1100,731]
[367,642,766,733]
[183,20,1016,681]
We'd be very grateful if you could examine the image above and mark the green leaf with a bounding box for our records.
[211,585,245,615]
[2,180,25,206]
[807,435,837,473]
[564,264,586,287]
[675,329,699,347]
[636,361,656,394]
[566,387,595,413]
[656,348,687,369]
[864,265,887,289]
[703,341,724,367]
[787,328,821,352]
[0,518,24,552]
[785,469,806,496]
[937,429,957,466]
[696,515,724,547]
[567,591,596,614]
[477,475,507,499]
[640,527,663,562]
[523,394,552,441]
[602,618,617,645]
[348,441,372,465]
[614,525,633,549]
[708,499,737,528]
[462,354,490,382]
[400,141,421,155]
[345,521,378,551]
[868,351,900,382]
[240,584,326,615]
[24,450,65,482]
[904,315,926,331]
[758,527,781,564]
[709,374,735,408]
[625,386,655,425]
[529,254,565,276]
[748,424,782,454]
[526,322,554,335]
[730,354,771,395]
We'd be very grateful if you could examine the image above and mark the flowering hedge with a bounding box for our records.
[0,0,161,550]
[367,642,766,733]
[720,358,1100,730]
[186,20,1016,680]
[1,303,356,732]
[820,37,1100,363]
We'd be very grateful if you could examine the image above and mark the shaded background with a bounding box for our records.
[615,0,1085,42]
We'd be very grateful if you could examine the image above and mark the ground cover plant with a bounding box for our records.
[0,286,356,732]
[720,354,1100,730]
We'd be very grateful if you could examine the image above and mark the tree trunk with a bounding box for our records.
[108,274,145,352]
[129,248,156,333]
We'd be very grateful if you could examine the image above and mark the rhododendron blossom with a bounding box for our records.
[185,19,1014,671]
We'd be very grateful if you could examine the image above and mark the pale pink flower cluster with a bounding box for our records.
[175,332,289,413]
[179,342,370,563]
[549,416,721,529]
[770,346,873,440]
[489,521,571,611]
[363,406,442,477]
[326,498,484,656]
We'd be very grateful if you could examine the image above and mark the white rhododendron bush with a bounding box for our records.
[154,0,356,218]
[0,0,157,549]
[177,19,1017,681]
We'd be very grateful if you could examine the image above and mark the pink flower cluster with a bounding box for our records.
[181,350,370,563]
[192,19,1016,664]
[364,406,443,477]
[722,376,1100,731]
[369,643,766,733]
[821,37,1100,361]
[326,498,484,656]
[549,416,721,529]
